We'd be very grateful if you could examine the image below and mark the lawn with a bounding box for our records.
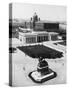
[18,45,63,59]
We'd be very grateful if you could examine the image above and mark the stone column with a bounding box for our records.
[36,35,37,43]
[49,34,51,41]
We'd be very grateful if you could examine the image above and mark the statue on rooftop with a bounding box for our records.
[32,12,38,29]
[30,12,40,29]
[33,12,38,22]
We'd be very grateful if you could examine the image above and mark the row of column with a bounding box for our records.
[25,35,52,44]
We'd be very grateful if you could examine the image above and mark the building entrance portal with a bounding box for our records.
[37,35,49,42]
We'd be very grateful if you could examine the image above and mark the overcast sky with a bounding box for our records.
[12,3,66,22]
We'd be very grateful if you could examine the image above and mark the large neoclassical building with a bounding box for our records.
[18,13,62,45]
[19,28,60,45]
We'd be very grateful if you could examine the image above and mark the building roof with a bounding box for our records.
[19,27,33,31]
[34,20,59,24]
[48,32,58,35]
[19,27,58,37]
[19,31,48,37]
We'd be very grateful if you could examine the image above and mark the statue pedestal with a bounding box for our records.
[29,60,57,83]
[29,69,57,83]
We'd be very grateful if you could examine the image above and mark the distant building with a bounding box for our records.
[25,13,59,32]
[34,21,59,31]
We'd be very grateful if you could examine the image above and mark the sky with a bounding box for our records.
[12,3,66,22]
